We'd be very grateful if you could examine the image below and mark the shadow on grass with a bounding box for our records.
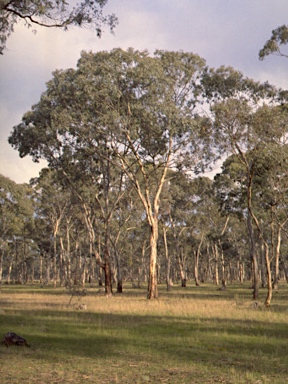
[1,307,287,379]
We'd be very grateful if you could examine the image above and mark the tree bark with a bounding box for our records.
[264,242,273,306]
[247,197,259,299]
[213,242,219,286]
[272,226,281,290]
[147,220,158,299]
[163,225,172,291]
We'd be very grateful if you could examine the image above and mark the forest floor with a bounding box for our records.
[0,282,287,383]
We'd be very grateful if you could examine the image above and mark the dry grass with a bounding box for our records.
[0,283,288,383]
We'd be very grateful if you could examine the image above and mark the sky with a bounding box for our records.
[1,0,288,184]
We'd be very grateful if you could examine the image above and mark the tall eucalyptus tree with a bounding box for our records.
[9,48,214,298]
[211,101,288,304]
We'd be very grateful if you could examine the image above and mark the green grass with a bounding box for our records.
[0,283,288,383]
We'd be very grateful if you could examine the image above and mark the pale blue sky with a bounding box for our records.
[1,0,288,183]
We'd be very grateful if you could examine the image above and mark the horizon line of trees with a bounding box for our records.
[1,160,288,304]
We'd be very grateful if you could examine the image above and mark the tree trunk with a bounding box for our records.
[264,242,273,306]
[147,220,158,299]
[178,247,187,287]
[195,235,204,286]
[237,258,245,283]
[115,248,123,293]
[39,254,43,284]
[259,240,266,288]
[7,258,13,284]
[45,256,50,285]
[53,234,57,288]
[163,225,172,291]
[272,226,281,290]
[194,250,200,286]
[0,250,3,285]
[110,236,123,293]
[220,241,226,288]
[247,210,259,299]
[213,242,219,286]
[103,231,113,295]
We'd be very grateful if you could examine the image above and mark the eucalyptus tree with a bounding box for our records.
[251,143,288,292]
[211,101,288,304]
[0,0,117,54]
[202,65,280,300]
[9,48,214,298]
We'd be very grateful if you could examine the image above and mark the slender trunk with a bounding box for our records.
[53,235,57,288]
[213,243,219,286]
[219,241,226,288]
[260,239,266,288]
[264,242,273,306]
[59,247,65,286]
[248,189,273,305]
[76,247,82,286]
[103,230,113,295]
[247,210,259,299]
[194,235,204,286]
[45,256,50,285]
[147,219,158,299]
[89,241,94,287]
[7,258,13,284]
[39,254,43,284]
[178,247,187,287]
[115,247,123,293]
[273,226,281,290]
[163,225,172,291]
[238,258,244,283]
[0,249,3,284]
[194,250,200,286]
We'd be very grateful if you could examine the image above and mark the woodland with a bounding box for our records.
[0,48,288,306]
[1,2,288,306]
[1,4,288,384]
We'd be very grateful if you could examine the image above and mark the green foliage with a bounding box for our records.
[259,24,288,60]
[0,174,34,239]
[9,48,211,173]
[0,0,117,54]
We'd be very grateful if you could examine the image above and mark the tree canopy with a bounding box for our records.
[0,0,117,54]
[6,47,288,303]
[259,24,288,60]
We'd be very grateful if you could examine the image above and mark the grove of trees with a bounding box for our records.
[2,48,288,305]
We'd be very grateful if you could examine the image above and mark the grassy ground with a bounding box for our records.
[0,282,288,383]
